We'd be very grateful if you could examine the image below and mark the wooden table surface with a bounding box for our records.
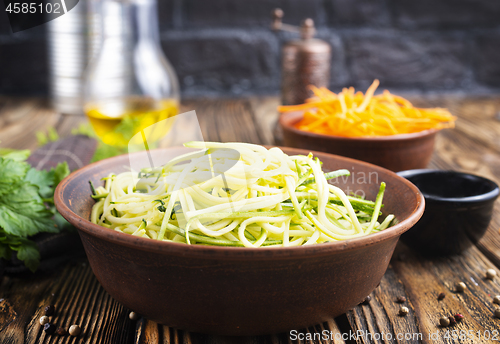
[1,95,500,344]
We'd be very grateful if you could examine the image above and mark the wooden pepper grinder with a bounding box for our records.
[272,8,331,105]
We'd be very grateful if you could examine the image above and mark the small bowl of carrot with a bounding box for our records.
[279,80,456,172]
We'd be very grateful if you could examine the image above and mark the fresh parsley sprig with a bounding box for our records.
[0,150,70,272]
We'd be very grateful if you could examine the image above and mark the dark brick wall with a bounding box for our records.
[344,32,471,89]
[0,6,49,94]
[1,0,500,96]
[162,30,280,95]
[393,0,500,29]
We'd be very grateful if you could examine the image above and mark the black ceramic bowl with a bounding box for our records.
[397,169,499,256]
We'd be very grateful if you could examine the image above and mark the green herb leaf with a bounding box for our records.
[0,158,30,196]
[15,240,40,272]
[25,162,70,199]
[0,148,30,161]
[71,123,96,138]
[53,162,70,186]
[36,128,59,146]
[0,182,57,237]
[0,241,11,260]
[115,116,142,139]
[91,143,126,162]
[48,127,59,142]
[25,168,53,199]
[0,156,71,271]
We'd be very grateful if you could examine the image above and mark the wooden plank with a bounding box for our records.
[389,96,500,270]
[137,319,160,344]
[0,273,52,344]
[452,98,500,154]
[0,97,62,151]
[182,98,265,144]
[392,244,500,344]
[248,97,281,146]
[332,95,500,343]
[420,97,500,270]
[0,260,137,344]
[347,244,500,344]
[432,100,500,272]
[407,95,500,164]
[0,96,87,152]
[292,321,348,344]
[428,113,500,270]
[346,267,423,344]
[2,96,500,344]
[53,114,88,139]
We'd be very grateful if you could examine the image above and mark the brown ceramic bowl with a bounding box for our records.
[54,147,424,336]
[280,111,439,172]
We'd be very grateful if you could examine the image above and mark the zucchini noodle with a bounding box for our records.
[90,142,394,247]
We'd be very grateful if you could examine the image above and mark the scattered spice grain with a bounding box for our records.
[439,316,450,327]
[43,323,56,335]
[493,295,500,305]
[362,296,371,305]
[486,269,497,280]
[399,306,409,316]
[396,296,406,303]
[56,328,67,336]
[454,314,464,322]
[69,325,81,336]
[129,311,140,320]
[456,282,467,292]
[437,292,445,300]
[39,316,49,326]
[44,305,55,316]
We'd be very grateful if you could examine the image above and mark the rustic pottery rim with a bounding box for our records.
[279,111,440,142]
[55,146,425,260]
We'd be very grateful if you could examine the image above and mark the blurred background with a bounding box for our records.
[1,0,500,99]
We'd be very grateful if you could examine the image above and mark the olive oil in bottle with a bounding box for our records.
[83,0,179,149]
[85,97,178,147]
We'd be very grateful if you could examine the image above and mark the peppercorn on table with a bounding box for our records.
[1,95,500,344]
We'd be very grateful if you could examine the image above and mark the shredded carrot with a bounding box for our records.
[278,80,456,137]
